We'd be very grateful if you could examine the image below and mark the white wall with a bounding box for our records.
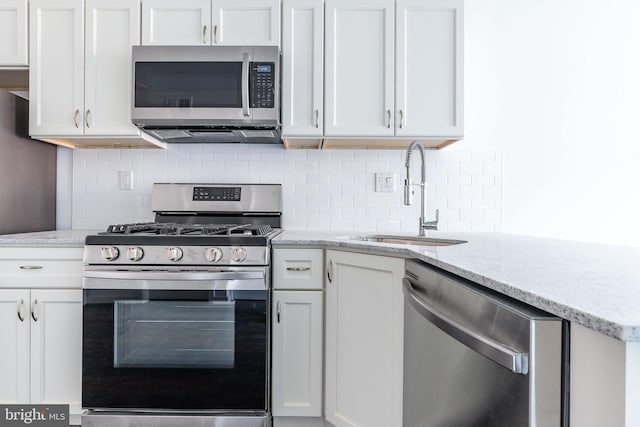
[457,0,640,246]
[71,146,502,233]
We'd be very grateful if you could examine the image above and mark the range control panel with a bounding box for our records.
[250,62,275,108]
[193,186,241,201]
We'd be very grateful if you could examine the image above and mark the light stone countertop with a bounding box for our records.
[273,230,640,342]
[3,229,639,342]
[0,229,97,246]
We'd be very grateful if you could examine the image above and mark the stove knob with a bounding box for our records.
[100,246,119,261]
[126,247,144,262]
[231,247,248,263]
[167,247,183,262]
[206,247,223,263]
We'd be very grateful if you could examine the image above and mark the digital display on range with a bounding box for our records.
[193,187,241,201]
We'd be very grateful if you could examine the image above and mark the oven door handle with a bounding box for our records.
[83,269,267,291]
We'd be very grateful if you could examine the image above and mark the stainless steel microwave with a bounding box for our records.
[131,45,281,144]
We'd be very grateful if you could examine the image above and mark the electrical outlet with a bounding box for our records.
[119,171,133,190]
[375,172,396,192]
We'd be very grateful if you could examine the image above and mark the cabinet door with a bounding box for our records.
[30,290,82,417]
[324,0,394,137]
[325,251,404,427]
[272,291,323,417]
[85,0,140,135]
[396,0,464,137]
[0,0,28,66]
[141,0,211,45]
[212,0,280,46]
[0,289,29,403]
[281,0,323,137]
[29,0,84,136]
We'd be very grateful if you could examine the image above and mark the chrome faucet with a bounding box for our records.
[404,140,439,237]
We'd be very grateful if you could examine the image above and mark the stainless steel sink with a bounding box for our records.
[351,235,467,247]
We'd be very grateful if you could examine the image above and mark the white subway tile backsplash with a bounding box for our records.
[71,145,502,233]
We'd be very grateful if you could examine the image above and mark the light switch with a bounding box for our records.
[375,173,396,192]
[119,171,133,190]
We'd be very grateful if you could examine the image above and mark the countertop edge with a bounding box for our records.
[272,236,640,343]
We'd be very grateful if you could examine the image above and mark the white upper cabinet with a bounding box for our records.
[396,0,464,138]
[141,0,211,45]
[281,0,323,137]
[29,0,163,148]
[324,0,395,137]
[142,0,280,46]
[85,0,141,136]
[29,0,85,136]
[323,0,464,145]
[212,0,280,45]
[0,0,28,66]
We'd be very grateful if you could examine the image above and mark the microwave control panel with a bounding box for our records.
[250,62,275,109]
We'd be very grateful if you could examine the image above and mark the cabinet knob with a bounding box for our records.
[386,110,392,128]
[399,109,405,128]
[203,25,208,44]
[213,25,218,44]
[315,109,319,128]
[86,109,92,128]
[73,109,80,128]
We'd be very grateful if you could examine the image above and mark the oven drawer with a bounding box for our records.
[0,247,83,288]
[273,249,324,290]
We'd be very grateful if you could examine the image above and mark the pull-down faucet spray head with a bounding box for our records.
[404,140,426,205]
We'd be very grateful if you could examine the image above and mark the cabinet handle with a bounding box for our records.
[19,265,43,270]
[203,25,208,44]
[399,109,405,129]
[31,299,39,322]
[17,299,25,322]
[73,109,80,128]
[276,301,281,323]
[286,266,311,272]
[315,109,319,128]
[327,260,333,283]
[213,25,218,44]
[85,109,92,128]
[387,110,392,128]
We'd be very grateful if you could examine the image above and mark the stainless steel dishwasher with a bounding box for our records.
[403,259,569,427]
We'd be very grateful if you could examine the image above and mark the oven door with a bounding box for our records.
[82,268,269,413]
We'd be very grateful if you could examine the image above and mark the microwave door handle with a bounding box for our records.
[242,52,250,117]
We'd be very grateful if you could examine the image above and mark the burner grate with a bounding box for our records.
[102,222,274,236]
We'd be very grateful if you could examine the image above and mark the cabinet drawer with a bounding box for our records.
[0,248,83,288]
[272,249,324,290]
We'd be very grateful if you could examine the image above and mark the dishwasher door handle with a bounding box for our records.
[403,278,529,374]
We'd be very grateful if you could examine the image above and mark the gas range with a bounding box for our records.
[81,183,281,427]
[84,222,281,266]
[83,183,282,267]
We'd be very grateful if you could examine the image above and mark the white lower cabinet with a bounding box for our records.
[272,290,323,416]
[0,247,83,425]
[272,248,324,426]
[324,250,404,427]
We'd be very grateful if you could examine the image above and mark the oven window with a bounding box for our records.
[114,300,235,369]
